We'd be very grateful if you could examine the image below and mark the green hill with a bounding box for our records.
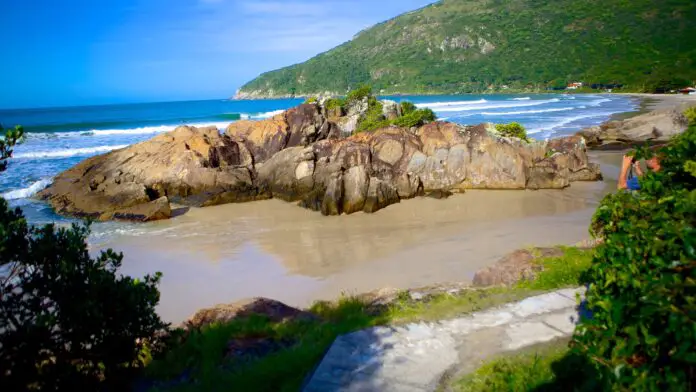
[236,0,696,98]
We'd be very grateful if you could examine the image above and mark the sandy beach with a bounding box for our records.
[89,150,622,323]
[616,92,696,111]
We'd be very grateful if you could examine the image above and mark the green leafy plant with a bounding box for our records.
[392,107,436,128]
[304,97,317,104]
[400,101,417,115]
[684,106,696,126]
[355,96,388,133]
[324,97,346,112]
[495,122,530,142]
[0,125,167,390]
[346,85,372,103]
[571,124,696,390]
[0,124,24,171]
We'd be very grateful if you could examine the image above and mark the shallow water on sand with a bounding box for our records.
[92,152,624,323]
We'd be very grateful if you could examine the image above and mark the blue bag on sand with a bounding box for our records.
[626,177,641,191]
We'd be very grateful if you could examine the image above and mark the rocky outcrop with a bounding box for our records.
[37,126,262,220]
[39,101,602,222]
[577,107,691,150]
[183,298,317,330]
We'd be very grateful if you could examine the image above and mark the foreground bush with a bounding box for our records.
[0,126,166,390]
[685,106,696,126]
[571,124,696,390]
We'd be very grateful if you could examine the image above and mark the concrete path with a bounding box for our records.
[302,287,585,392]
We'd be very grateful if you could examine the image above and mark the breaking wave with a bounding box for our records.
[13,145,129,159]
[425,98,561,113]
[2,178,52,200]
[481,107,577,116]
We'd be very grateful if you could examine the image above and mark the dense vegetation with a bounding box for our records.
[0,125,166,390]
[239,0,696,97]
[312,86,437,133]
[570,114,696,390]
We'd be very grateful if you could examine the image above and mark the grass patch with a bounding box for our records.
[521,247,593,290]
[454,339,570,391]
[145,247,594,391]
[453,338,606,392]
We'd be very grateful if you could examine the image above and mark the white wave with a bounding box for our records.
[415,99,487,108]
[481,107,576,116]
[530,113,610,133]
[13,145,129,159]
[427,98,561,113]
[511,97,531,101]
[588,98,611,107]
[2,178,52,200]
[27,121,234,140]
[250,109,285,119]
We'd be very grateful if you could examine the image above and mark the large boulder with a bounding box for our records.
[577,107,690,149]
[183,297,316,330]
[225,103,336,163]
[547,135,602,181]
[38,126,259,220]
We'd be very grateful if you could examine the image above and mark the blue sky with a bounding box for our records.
[0,0,433,109]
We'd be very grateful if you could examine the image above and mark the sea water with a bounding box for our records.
[0,94,637,232]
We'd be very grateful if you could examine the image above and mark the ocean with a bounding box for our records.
[0,93,637,233]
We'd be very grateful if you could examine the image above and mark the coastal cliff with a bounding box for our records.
[38,97,601,222]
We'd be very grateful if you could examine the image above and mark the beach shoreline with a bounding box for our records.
[86,93,692,324]
[608,92,696,120]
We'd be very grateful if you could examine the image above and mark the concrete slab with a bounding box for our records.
[506,292,576,318]
[302,287,585,392]
[437,310,515,336]
[504,321,565,350]
[542,308,579,334]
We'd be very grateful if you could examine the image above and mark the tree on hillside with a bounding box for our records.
[0,124,167,390]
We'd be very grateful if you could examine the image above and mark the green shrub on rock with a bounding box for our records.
[304,96,318,104]
[400,101,417,115]
[494,122,530,142]
[572,124,696,390]
[324,97,346,111]
[392,107,436,128]
[346,85,372,103]
[356,96,388,133]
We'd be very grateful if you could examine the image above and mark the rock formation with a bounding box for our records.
[38,100,602,222]
[577,107,690,149]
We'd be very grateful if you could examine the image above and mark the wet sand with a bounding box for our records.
[93,151,625,323]
[611,93,696,119]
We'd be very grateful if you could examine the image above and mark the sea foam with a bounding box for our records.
[2,178,52,200]
[415,99,487,108]
[481,107,577,116]
[425,98,561,113]
[13,145,130,159]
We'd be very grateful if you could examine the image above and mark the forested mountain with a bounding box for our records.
[237,0,696,98]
